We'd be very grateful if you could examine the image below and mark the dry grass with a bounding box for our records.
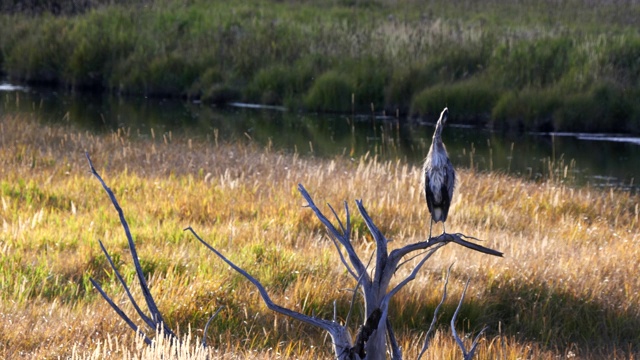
[0,113,639,359]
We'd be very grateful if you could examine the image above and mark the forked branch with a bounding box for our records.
[86,153,221,346]
[298,185,368,281]
[415,266,489,360]
[86,153,176,342]
[452,280,488,360]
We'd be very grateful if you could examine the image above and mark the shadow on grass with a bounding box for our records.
[389,273,640,357]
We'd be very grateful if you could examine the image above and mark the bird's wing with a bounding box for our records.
[440,161,455,222]
[440,183,451,222]
[424,172,435,215]
[446,159,456,200]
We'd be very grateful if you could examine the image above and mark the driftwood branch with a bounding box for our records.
[389,233,502,270]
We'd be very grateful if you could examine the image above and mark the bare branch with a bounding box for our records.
[453,233,483,242]
[328,202,348,237]
[451,279,488,360]
[345,270,367,330]
[467,325,489,360]
[389,233,502,273]
[95,240,156,330]
[451,280,469,354]
[298,184,368,282]
[89,278,153,345]
[395,249,429,272]
[381,244,446,312]
[328,233,358,280]
[354,199,385,243]
[185,226,355,357]
[202,307,224,348]
[345,250,375,330]
[86,153,176,340]
[355,200,388,285]
[451,235,503,257]
[417,264,454,360]
[386,317,402,360]
[325,202,359,279]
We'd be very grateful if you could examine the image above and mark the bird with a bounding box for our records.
[423,107,456,239]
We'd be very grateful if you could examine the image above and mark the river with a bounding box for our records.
[2,82,639,192]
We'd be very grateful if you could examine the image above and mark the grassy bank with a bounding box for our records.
[0,113,639,358]
[1,0,640,133]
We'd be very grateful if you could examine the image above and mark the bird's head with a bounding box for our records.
[433,107,449,139]
[438,107,449,126]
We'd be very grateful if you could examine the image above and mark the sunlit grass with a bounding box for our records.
[0,114,639,358]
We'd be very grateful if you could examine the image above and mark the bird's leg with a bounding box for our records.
[443,222,446,235]
[428,218,433,240]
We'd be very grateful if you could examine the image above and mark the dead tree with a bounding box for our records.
[86,153,502,358]
[187,184,502,359]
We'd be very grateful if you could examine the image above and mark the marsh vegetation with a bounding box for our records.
[0,113,639,358]
[1,0,640,132]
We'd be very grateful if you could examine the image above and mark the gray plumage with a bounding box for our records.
[423,107,455,236]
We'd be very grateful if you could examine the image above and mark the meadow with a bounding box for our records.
[0,112,639,359]
[1,0,640,132]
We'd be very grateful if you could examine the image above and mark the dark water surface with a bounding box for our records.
[2,83,639,192]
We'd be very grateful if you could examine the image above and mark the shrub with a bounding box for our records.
[426,41,493,82]
[554,82,635,133]
[347,57,391,113]
[491,37,577,89]
[411,80,500,125]
[603,35,640,87]
[2,16,69,84]
[66,10,135,89]
[491,88,562,131]
[304,57,391,113]
[385,65,433,114]
[303,70,355,113]
[145,53,201,97]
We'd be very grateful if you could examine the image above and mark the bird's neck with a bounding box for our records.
[432,132,443,146]
[433,121,444,140]
[429,137,448,162]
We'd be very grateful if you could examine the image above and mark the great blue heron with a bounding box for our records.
[423,107,455,238]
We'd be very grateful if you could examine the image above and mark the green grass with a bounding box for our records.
[1,113,639,358]
[1,0,640,132]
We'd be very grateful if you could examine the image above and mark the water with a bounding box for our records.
[2,83,639,192]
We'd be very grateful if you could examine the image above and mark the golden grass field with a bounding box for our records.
[0,113,639,359]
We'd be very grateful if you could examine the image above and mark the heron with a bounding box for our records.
[423,107,456,239]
